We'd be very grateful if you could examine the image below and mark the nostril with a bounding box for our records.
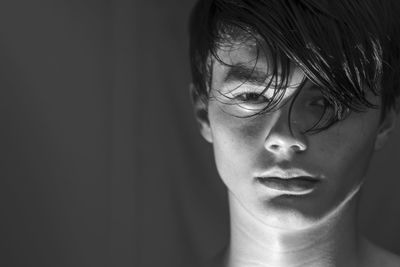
[293,142,307,152]
[292,145,303,152]
[265,134,307,154]
[270,144,280,150]
[267,143,307,153]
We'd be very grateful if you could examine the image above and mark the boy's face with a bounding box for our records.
[192,40,397,230]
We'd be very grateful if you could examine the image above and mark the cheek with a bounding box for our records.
[209,104,265,148]
[313,112,379,184]
[208,105,266,181]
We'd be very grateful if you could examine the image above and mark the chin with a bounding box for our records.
[253,196,329,231]
[257,209,319,231]
[263,213,322,231]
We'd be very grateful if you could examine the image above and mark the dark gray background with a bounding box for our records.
[1,1,399,266]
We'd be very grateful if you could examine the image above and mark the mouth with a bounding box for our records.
[256,176,320,194]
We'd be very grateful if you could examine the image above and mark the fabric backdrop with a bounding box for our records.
[1,1,400,267]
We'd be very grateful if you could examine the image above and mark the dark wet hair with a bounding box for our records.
[188,0,400,133]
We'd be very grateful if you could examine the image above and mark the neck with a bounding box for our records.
[225,191,366,267]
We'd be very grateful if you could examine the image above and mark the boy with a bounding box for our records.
[189,0,400,266]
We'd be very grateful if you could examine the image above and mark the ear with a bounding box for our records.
[189,83,213,143]
[374,106,399,151]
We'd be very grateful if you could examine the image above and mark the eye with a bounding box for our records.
[309,97,332,109]
[234,92,270,105]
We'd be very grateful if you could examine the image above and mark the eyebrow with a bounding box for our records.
[224,64,273,86]
[223,63,316,92]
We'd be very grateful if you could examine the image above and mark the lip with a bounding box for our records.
[256,176,320,193]
[257,167,319,180]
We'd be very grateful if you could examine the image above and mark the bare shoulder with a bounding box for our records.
[362,238,400,267]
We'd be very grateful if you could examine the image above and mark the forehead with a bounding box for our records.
[211,38,305,88]
[210,38,381,106]
[214,36,267,68]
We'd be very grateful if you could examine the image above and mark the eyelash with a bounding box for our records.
[233,91,333,110]
[309,97,332,108]
[233,92,270,104]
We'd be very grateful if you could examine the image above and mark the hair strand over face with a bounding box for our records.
[189,0,400,133]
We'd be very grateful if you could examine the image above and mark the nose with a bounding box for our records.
[264,110,307,156]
